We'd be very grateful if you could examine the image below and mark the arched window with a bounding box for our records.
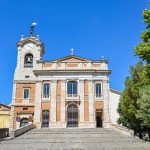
[67,81,77,97]
[24,53,33,68]
[20,118,29,127]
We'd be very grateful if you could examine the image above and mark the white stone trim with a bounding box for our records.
[34,82,42,128]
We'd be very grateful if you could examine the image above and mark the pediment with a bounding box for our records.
[0,104,11,111]
[53,55,91,63]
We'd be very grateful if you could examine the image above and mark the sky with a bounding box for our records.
[0,0,149,105]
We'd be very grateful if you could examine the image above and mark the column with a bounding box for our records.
[79,80,85,127]
[103,79,111,128]
[49,80,57,127]
[88,80,95,128]
[61,80,66,127]
[34,81,42,128]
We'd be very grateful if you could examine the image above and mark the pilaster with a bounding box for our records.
[88,80,95,128]
[34,81,42,128]
[49,80,57,127]
[79,80,85,127]
[61,80,66,127]
[103,79,111,128]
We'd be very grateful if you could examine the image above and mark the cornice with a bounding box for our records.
[13,80,36,84]
[33,69,111,75]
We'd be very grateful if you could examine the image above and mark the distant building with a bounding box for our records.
[0,103,11,128]
[9,27,121,129]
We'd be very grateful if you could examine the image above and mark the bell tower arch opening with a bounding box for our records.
[24,53,33,68]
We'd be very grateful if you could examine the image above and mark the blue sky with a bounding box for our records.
[0,0,149,104]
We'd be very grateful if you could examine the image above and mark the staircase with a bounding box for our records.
[1,128,150,150]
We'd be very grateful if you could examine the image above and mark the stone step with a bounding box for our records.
[1,128,150,150]
[29,128,115,133]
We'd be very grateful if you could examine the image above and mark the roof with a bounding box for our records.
[110,88,122,95]
[0,103,11,111]
[43,55,108,63]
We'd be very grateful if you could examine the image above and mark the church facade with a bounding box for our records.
[10,35,121,130]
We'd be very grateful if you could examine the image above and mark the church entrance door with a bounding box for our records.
[67,104,78,127]
[41,110,49,128]
[96,109,103,128]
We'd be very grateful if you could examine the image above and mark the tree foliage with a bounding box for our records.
[117,62,146,129]
[136,85,150,127]
[118,5,150,137]
[134,9,150,63]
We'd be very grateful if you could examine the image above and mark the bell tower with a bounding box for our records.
[9,22,45,133]
[14,22,45,80]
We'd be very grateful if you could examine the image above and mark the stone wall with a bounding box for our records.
[111,124,134,137]
[10,124,36,139]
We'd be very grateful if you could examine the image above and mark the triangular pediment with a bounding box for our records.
[0,104,11,111]
[53,55,91,63]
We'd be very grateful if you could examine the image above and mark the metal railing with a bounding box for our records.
[42,95,50,98]
[67,94,78,98]
[95,94,101,98]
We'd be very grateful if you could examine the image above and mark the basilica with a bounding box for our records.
[9,29,121,129]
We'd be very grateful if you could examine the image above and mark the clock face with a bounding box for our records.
[24,43,34,50]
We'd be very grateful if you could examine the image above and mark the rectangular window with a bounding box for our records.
[95,83,102,97]
[24,88,29,99]
[67,81,77,97]
[43,83,50,98]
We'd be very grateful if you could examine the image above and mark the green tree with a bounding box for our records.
[117,62,146,130]
[136,85,150,127]
[118,5,150,138]
[134,8,150,77]
[134,9,150,63]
